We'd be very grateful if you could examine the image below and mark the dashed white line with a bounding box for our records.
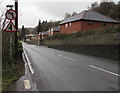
[89,65,120,77]
[24,80,31,89]
[59,55,76,61]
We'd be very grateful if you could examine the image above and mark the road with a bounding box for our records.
[22,43,119,91]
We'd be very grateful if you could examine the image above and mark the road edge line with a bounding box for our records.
[23,48,34,74]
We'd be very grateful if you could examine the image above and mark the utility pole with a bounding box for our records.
[14,0,18,59]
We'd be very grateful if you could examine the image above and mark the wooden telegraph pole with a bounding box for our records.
[14,0,18,59]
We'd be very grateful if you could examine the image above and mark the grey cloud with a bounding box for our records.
[33,2,92,18]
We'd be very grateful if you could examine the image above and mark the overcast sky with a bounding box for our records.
[0,0,119,28]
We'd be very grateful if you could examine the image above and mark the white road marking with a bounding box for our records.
[89,65,120,77]
[24,80,31,89]
[59,55,76,61]
[23,48,34,74]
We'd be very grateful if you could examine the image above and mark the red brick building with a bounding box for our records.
[60,10,119,34]
[48,27,60,36]
[38,32,48,39]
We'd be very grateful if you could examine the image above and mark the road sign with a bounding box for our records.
[5,9,16,20]
[2,18,9,30]
[4,21,17,32]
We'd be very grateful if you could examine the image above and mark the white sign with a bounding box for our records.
[5,9,16,20]
[4,21,17,32]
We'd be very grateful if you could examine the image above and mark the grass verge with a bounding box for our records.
[2,32,24,91]
[2,58,24,91]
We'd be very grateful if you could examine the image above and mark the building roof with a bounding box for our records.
[60,10,119,24]
[51,27,60,32]
[39,32,48,35]
[25,34,36,37]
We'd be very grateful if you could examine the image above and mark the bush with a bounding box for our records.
[45,34,69,40]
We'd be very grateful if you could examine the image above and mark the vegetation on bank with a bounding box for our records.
[43,25,120,45]
[2,58,24,90]
[2,32,24,91]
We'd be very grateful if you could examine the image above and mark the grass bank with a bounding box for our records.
[44,25,120,45]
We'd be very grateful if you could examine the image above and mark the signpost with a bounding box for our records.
[3,9,17,32]
[2,6,17,60]
[5,9,16,20]
[4,21,17,32]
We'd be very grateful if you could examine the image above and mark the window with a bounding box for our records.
[65,23,68,27]
[51,28,53,31]
[88,21,94,25]
[51,31,53,35]
[69,23,72,26]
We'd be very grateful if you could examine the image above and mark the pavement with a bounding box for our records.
[7,42,119,91]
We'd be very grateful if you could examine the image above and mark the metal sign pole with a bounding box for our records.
[38,33,40,46]
[15,0,18,59]
[10,33,12,60]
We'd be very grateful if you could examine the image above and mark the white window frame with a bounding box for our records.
[65,23,68,27]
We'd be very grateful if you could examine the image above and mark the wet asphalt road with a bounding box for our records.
[22,43,119,91]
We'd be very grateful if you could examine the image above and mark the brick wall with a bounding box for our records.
[60,20,115,34]
[60,21,81,34]
[81,20,114,31]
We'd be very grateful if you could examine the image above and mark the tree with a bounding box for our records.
[116,1,120,20]
[89,1,120,20]
[41,20,48,31]
[64,13,71,19]
[37,19,42,34]
[99,2,115,16]
[71,12,77,16]
[91,2,98,10]
[21,25,26,41]
[64,12,78,19]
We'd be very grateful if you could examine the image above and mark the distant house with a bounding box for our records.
[48,27,60,36]
[60,10,119,34]
[25,34,36,40]
[38,32,48,39]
